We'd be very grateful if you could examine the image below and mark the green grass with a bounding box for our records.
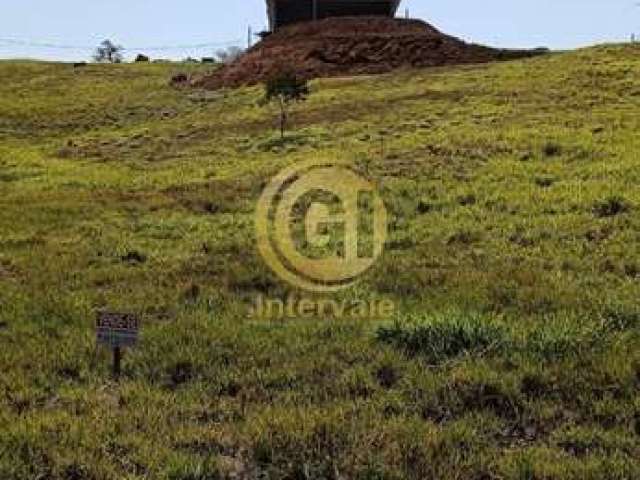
[1,46,640,479]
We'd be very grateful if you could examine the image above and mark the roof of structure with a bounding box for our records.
[265,0,403,30]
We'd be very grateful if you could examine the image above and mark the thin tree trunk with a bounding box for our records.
[279,97,286,139]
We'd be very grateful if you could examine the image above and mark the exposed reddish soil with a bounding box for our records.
[189,17,546,90]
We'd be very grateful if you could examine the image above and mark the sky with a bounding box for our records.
[0,0,638,61]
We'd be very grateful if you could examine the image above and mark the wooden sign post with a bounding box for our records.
[96,312,140,379]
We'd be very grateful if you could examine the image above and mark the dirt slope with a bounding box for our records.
[191,17,546,89]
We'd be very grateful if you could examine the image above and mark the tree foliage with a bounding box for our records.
[214,46,245,64]
[263,69,310,138]
[93,40,124,63]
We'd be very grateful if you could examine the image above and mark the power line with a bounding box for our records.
[0,37,243,51]
[128,40,244,51]
[0,39,84,50]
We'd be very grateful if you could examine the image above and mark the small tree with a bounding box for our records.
[263,69,310,139]
[93,40,124,63]
[214,46,245,64]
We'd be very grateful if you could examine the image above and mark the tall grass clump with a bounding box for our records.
[376,312,508,364]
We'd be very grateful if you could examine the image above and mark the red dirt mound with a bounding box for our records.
[191,17,546,90]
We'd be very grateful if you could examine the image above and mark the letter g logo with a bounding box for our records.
[256,159,387,292]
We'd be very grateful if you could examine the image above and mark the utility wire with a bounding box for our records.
[0,37,243,51]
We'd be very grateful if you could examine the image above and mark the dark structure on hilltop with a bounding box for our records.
[266,0,401,30]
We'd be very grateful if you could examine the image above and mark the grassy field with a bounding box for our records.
[1,45,640,479]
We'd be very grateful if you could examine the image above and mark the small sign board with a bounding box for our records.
[96,312,139,348]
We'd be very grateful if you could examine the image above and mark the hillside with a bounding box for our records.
[191,17,545,89]
[1,46,640,479]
